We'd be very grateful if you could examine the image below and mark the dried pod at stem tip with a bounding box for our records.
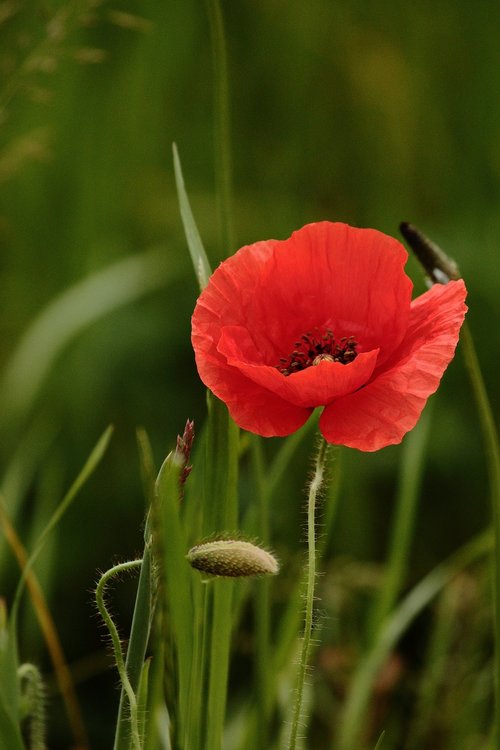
[187,539,279,578]
[167,419,195,494]
[399,222,460,284]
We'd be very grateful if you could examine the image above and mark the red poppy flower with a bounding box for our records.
[191,222,467,451]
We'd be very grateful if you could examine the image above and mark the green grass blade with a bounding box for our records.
[251,437,272,747]
[155,450,194,747]
[203,394,239,750]
[113,544,154,750]
[136,428,157,539]
[137,658,151,746]
[0,692,24,750]
[0,249,175,434]
[460,321,500,748]
[172,143,212,290]
[373,730,386,750]
[143,639,171,750]
[241,412,317,540]
[406,581,463,750]
[0,601,20,729]
[206,579,234,750]
[337,528,492,750]
[206,0,235,257]
[113,430,158,750]
[11,425,114,620]
[369,407,432,637]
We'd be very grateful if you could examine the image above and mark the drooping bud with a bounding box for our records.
[399,222,460,284]
[187,539,279,578]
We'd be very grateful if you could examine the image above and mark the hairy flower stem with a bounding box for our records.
[287,438,330,750]
[95,561,143,750]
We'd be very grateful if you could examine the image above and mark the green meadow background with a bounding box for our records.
[0,1,498,747]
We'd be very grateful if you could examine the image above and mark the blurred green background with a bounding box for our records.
[0,1,498,747]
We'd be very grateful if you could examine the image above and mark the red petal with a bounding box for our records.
[217,325,380,408]
[192,222,413,367]
[193,351,311,436]
[250,222,413,365]
[319,280,467,451]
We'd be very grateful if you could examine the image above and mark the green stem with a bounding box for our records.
[206,0,235,257]
[252,437,272,745]
[204,395,239,750]
[460,320,500,747]
[95,561,143,750]
[186,579,207,750]
[287,438,330,750]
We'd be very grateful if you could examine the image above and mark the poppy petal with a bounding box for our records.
[248,222,413,365]
[192,223,413,368]
[319,280,467,451]
[217,325,380,408]
[192,350,311,437]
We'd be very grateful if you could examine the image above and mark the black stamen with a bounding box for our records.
[277,327,359,376]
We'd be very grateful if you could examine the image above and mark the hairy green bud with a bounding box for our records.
[187,539,279,578]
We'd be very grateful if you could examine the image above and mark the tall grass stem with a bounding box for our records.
[206,0,235,257]
[203,395,239,750]
[252,437,272,745]
[460,321,500,747]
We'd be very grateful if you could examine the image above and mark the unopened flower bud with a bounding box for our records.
[187,539,279,578]
[399,222,460,284]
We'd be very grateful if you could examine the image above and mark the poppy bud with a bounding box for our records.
[399,222,460,284]
[187,539,279,578]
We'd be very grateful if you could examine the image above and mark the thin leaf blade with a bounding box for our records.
[173,142,212,290]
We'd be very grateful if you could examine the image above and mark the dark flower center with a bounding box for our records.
[277,329,358,376]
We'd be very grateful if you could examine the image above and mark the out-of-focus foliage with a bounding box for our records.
[0,1,498,747]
